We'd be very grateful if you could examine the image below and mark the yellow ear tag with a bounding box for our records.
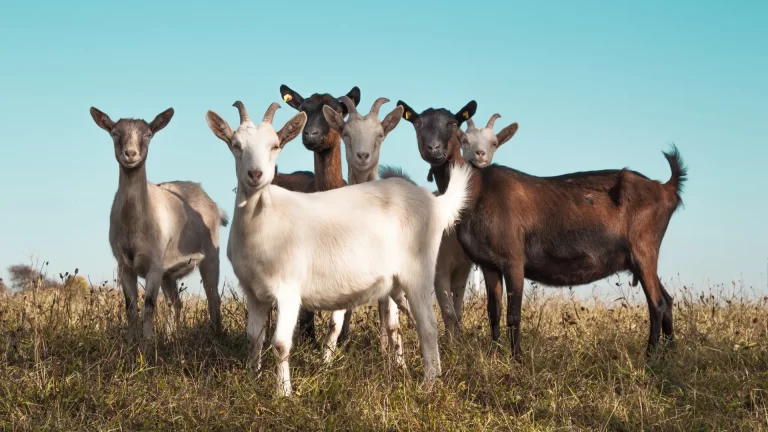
[462,111,469,119]
[283,94,292,103]
[405,112,411,120]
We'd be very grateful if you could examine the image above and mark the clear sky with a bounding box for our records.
[1,0,766,295]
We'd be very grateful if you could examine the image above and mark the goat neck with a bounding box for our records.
[348,165,378,185]
[115,161,150,220]
[313,134,345,190]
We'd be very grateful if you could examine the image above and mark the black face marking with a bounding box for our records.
[280,85,360,151]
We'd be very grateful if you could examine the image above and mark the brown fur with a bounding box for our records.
[404,102,687,358]
[451,146,684,357]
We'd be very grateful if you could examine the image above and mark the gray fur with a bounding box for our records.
[378,165,416,186]
[91,106,226,343]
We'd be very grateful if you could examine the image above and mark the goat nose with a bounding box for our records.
[427,142,442,152]
[475,150,486,157]
[124,150,137,158]
[303,129,320,138]
[248,170,263,181]
[356,152,370,161]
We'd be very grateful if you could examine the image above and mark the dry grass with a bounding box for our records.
[1,278,767,431]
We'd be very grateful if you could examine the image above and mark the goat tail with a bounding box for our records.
[435,162,472,231]
[663,144,688,203]
[218,208,229,227]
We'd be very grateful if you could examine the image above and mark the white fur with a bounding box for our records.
[207,101,470,396]
[323,98,410,366]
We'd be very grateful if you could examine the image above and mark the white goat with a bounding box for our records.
[460,114,519,168]
[90,107,227,344]
[323,96,408,364]
[205,100,470,397]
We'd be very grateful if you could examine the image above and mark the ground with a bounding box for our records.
[1,279,766,431]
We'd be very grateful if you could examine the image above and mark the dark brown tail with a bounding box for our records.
[663,144,687,206]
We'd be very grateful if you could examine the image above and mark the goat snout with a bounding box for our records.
[247,170,263,182]
[356,152,370,162]
[124,149,138,158]
[426,142,443,153]
[302,128,323,147]
[475,150,486,158]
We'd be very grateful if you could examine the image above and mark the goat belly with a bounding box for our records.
[300,274,392,311]
[523,229,630,286]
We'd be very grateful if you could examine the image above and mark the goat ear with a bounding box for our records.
[341,86,361,114]
[279,84,304,110]
[381,105,404,136]
[397,100,418,123]
[454,100,477,125]
[90,107,115,133]
[205,110,234,145]
[277,112,307,147]
[323,105,345,134]
[149,108,174,133]
[456,127,467,145]
[496,122,519,147]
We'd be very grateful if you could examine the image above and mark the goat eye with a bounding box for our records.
[272,145,280,151]
[144,133,152,139]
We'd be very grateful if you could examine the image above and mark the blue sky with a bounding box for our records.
[1,0,766,295]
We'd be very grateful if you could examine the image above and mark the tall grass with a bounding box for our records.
[1,276,767,431]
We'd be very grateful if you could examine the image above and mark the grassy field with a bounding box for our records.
[1,278,767,431]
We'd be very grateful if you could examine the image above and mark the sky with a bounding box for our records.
[1,0,766,296]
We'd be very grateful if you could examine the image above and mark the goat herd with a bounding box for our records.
[89,84,687,397]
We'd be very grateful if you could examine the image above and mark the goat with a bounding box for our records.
[460,115,519,168]
[205,100,471,396]
[399,99,687,358]
[90,107,227,344]
[275,84,359,347]
[322,95,409,364]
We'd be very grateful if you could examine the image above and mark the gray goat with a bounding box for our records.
[90,107,227,344]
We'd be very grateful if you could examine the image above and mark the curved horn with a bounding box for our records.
[368,97,389,118]
[232,101,250,125]
[339,96,359,118]
[486,113,501,130]
[466,118,477,131]
[262,102,281,124]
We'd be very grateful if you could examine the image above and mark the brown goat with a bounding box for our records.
[274,84,360,346]
[399,100,687,359]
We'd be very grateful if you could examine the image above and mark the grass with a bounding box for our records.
[1,277,767,431]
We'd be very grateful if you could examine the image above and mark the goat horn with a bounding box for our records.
[262,102,281,124]
[368,97,390,118]
[339,96,359,118]
[486,113,501,130]
[466,119,477,131]
[232,101,250,125]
